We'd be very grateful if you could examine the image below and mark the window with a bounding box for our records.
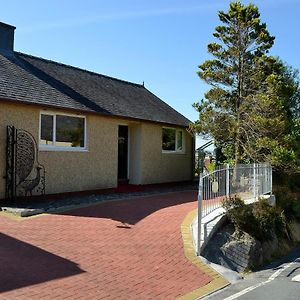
[176,130,183,151]
[40,112,86,150]
[162,127,184,152]
[40,114,54,145]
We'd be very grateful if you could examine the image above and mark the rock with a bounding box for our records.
[1,206,45,217]
[220,230,262,272]
[202,224,292,273]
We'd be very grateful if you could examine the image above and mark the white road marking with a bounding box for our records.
[292,274,300,282]
[223,260,296,300]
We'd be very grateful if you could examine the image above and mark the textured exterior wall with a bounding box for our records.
[140,123,193,184]
[0,103,39,199]
[0,102,118,199]
[0,102,193,199]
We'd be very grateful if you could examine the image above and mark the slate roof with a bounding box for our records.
[0,51,190,127]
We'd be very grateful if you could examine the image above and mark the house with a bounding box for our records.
[0,22,194,200]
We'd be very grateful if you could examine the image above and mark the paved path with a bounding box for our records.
[0,191,213,299]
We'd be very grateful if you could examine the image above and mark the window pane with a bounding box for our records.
[56,115,85,147]
[177,130,183,151]
[162,128,176,151]
[40,114,54,145]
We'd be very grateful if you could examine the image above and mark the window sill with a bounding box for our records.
[162,150,185,155]
[39,146,89,152]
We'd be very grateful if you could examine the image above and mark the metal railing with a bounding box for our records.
[197,163,272,254]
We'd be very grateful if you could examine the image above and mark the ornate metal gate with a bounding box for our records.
[5,125,45,202]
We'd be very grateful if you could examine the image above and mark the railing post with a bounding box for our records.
[226,164,230,198]
[262,164,264,195]
[197,174,203,256]
[253,163,256,199]
[270,165,272,194]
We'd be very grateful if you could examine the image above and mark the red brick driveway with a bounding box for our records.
[0,191,212,299]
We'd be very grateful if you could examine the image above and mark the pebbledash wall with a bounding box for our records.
[0,101,193,199]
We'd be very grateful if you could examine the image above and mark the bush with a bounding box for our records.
[222,196,256,233]
[222,196,290,241]
[253,199,289,239]
[288,173,300,193]
[274,186,300,221]
[273,172,300,193]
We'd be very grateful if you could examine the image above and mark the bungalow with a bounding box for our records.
[0,22,194,201]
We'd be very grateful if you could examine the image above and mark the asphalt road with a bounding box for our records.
[204,246,300,300]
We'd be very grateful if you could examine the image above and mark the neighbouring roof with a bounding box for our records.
[0,51,190,127]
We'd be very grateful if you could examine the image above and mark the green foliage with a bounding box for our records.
[287,173,300,193]
[222,196,290,241]
[222,196,256,234]
[274,172,300,193]
[192,1,300,171]
[274,185,300,222]
[215,147,227,165]
[253,199,288,239]
[206,161,216,173]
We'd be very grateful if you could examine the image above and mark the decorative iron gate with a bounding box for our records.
[5,125,45,202]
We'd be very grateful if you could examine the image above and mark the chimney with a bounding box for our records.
[0,22,16,52]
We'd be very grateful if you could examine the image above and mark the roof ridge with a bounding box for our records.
[15,51,144,88]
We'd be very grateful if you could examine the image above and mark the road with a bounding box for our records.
[204,246,300,300]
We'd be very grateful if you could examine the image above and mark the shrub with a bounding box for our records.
[253,199,288,239]
[288,174,300,193]
[274,172,300,193]
[222,196,290,241]
[274,186,300,221]
[222,196,258,238]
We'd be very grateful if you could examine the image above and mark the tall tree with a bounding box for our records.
[244,57,300,170]
[193,1,300,170]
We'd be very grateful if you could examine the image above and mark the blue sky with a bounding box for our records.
[2,0,300,147]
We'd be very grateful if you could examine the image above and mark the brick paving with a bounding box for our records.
[0,191,212,299]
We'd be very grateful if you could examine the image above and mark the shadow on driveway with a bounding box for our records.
[0,233,84,293]
[55,191,197,226]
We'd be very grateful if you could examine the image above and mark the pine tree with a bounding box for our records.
[193,1,300,170]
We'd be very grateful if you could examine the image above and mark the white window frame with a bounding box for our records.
[39,111,88,152]
[162,127,185,154]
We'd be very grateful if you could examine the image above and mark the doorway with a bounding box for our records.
[118,125,128,182]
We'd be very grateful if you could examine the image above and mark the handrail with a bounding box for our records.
[197,163,272,255]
